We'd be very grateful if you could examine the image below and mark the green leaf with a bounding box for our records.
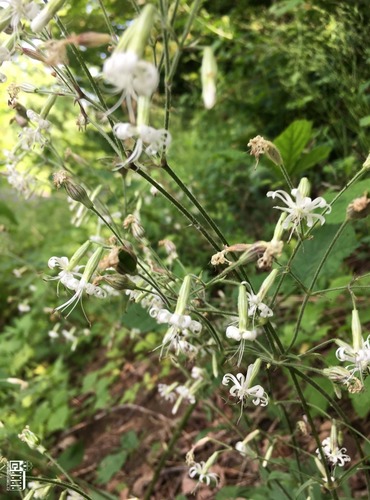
[270,0,305,17]
[291,224,359,289]
[303,376,333,416]
[350,377,370,417]
[274,120,312,173]
[295,145,331,174]
[216,486,251,499]
[326,179,370,224]
[96,450,128,484]
[121,302,159,332]
[47,405,70,432]
[0,200,18,224]
[120,430,139,452]
[58,442,85,471]
[359,115,370,127]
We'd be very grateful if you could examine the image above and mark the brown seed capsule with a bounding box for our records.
[53,171,94,209]
[346,193,370,220]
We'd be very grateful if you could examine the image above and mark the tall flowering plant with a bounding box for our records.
[0,2,370,499]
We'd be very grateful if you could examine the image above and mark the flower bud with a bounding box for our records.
[249,359,262,386]
[351,308,362,352]
[68,241,92,270]
[201,47,217,109]
[297,177,311,198]
[82,247,105,283]
[346,193,370,220]
[363,153,370,170]
[31,0,67,33]
[40,94,57,119]
[238,284,249,331]
[18,426,46,453]
[174,275,192,316]
[68,32,112,47]
[53,171,94,210]
[257,269,278,301]
[116,4,157,57]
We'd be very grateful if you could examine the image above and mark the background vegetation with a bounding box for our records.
[0,0,369,499]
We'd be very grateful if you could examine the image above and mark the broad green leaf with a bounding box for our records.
[295,145,331,174]
[326,179,370,224]
[291,224,359,289]
[58,442,85,471]
[270,0,305,17]
[359,115,370,127]
[350,377,370,417]
[216,486,251,499]
[274,120,312,172]
[96,451,128,484]
[47,405,70,432]
[120,430,139,452]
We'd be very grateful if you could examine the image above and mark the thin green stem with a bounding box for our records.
[97,0,116,39]
[143,403,196,500]
[135,169,221,250]
[287,220,349,353]
[279,162,294,190]
[43,451,75,486]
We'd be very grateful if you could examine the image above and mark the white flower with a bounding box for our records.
[316,437,351,467]
[235,441,249,457]
[103,52,158,97]
[188,461,219,487]
[175,385,196,405]
[5,163,36,199]
[113,122,172,169]
[27,481,50,499]
[19,110,51,150]
[66,490,84,500]
[47,256,82,292]
[191,367,204,380]
[226,325,257,341]
[222,364,268,408]
[246,291,273,319]
[54,278,106,316]
[158,383,176,402]
[18,302,31,313]
[336,336,370,375]
[2,0,40,31]
[267,188,331,231]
